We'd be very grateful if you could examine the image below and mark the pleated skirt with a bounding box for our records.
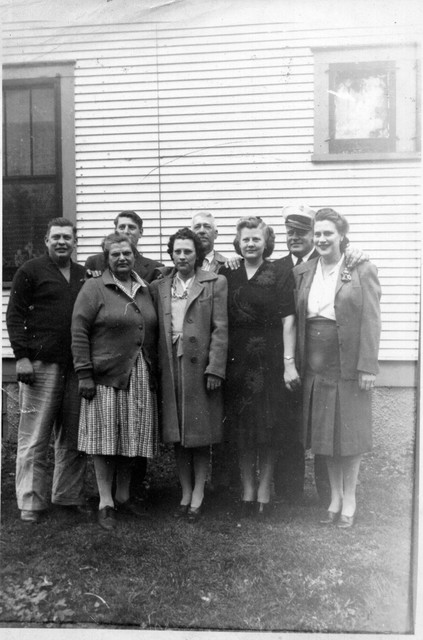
[78,351,158,457]
[302,318,372,457]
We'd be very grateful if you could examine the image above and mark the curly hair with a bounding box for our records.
[233,216,275,259]
[314,208,349,253]
[167,227,206,268]
[102,233,136,262]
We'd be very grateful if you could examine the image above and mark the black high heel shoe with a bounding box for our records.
[239,501,255,519]
[173,504,189,519]
[256,502,272,519]
[319,510,340,525]
[337,513,355,529]
[187,504,203,523]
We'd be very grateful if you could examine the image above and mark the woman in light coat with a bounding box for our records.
[150,228,228,522]
[293,208,381,528]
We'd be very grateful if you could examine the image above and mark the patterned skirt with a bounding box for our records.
[78,351,158,457]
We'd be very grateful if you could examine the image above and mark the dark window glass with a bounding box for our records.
[2,81,61,283]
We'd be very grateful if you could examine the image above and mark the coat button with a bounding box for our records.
[190,357,197,364]
[139,325,143,330]
[189,336,196,342]
[136,340,142,346]
[187,317,193,323]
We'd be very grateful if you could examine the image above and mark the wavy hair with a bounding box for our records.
[167,227,206,268]
[233,216,275,259]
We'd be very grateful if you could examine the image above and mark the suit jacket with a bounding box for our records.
[293,258,381,379]
[150,268,228,447]
[85,251,163,284]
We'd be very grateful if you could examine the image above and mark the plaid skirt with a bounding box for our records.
[78,351,158,457]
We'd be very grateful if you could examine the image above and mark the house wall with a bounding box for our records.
[1,0,421,385]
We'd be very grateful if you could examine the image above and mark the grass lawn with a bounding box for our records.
[0,437,416,633]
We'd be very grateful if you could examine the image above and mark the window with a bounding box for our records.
[312,45,420,161]
[2,64,75,284]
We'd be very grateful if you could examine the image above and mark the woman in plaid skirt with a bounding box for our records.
[72,233,158,531]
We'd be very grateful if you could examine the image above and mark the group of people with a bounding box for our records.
[6,205,381,532]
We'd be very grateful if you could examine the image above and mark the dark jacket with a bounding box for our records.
[85,251,163,283]
[6,255,86,365]
[150,268,228,447]
[293,258,381,379]
[71,270,158,390]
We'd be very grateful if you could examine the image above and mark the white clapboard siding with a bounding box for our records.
[2,9,421,365]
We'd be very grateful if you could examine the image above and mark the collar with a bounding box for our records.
[290,248,316,265]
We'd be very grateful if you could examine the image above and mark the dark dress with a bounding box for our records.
[220,261,295,450]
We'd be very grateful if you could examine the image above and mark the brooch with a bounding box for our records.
[341,267,352,282]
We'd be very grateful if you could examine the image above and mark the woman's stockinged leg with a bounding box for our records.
[257,445,276,504]
[325,456,343,513]
[174,444,193,506]
[341,454,362,517]
[93,455,116,510]
[191,447,209,509]
[239,449,257,502]
[114,455,132,505]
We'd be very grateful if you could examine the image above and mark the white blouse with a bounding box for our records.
[307,257,344,320]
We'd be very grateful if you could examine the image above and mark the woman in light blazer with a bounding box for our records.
[293,208,381,528]
[150,228,228,522]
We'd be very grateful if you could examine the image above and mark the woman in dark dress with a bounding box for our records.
[220,217,300,517]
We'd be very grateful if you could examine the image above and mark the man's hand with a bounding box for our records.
[344,245,369,269]
[206,374,222,391]
[16,358,35,385]
[224,256,243,271]
[85,269,102,279]
[358,371,376,391]
[78,378,97,400]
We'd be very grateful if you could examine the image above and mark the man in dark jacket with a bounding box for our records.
[272,205,330,505]
[6,218,87,523]
[85,210,163,282]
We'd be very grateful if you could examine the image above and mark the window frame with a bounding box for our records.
[312,44,420,162]
[2,62,76,287]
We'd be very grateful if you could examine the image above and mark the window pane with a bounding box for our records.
[32,87,56,175]
[2,181,58,281]
[334,71,390,140]
[5,89,31,176]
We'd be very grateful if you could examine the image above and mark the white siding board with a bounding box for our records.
[2,14,421,366]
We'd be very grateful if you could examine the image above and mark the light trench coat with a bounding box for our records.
[150,268,228,448]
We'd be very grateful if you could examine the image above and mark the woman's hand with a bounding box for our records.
[206,374,222,391]
[284,361,301,392]
[358,371,376,391]
[78,378,97,400]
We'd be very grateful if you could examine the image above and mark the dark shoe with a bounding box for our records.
[187,505,203,523]
[256,502,272,519]
[173,504,189,519]
[98,506,117,531]
[319,510,340,525]
[115,499,148,517]
[239,501,255,519]
[55,504,92,516]
[20,510,42,524]
[337,513,355,529]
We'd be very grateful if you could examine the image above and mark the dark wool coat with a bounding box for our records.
[150,268,228,448]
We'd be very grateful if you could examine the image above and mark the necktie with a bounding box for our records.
[296,256,303,265]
